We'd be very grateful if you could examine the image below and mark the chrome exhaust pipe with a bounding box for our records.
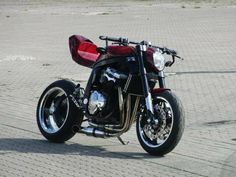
[81,127,105,138]
[73,125,120,138]
[78,127,106,138]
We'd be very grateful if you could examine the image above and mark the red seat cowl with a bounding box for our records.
[69,35,100,68]
[77,42,100,62]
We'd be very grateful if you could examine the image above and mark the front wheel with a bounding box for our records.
[36,80,83,143]
[136,91,185,156]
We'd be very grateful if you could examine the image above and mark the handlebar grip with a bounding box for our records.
[99,35,120,42]
[109,37,122,42]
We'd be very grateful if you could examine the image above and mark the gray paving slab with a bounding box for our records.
[0,0,236,177]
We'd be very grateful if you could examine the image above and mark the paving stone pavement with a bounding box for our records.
[0,1,236,177]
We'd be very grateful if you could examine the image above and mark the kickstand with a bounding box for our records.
[117,136,129,145]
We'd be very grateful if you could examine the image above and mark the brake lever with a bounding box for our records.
[165,54,184,67]
[165,55,175,67]
[162,47,184,60]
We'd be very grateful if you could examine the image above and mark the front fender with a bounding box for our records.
[151,88,171,95]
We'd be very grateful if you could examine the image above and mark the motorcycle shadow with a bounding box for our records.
[0,138,161,159]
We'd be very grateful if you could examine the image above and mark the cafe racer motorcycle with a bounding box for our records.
[36,35,185,156]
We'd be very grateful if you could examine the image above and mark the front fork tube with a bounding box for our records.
[145,93,154,114]
[158,71,166,88]
[136,45,154,115]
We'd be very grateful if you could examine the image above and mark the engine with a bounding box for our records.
[87,67,128,124]
[88,90,106,115]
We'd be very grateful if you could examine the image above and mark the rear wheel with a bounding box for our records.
[136,91,184,156]
[36,80,83,143]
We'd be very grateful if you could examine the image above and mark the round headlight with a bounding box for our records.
[153,51,165,71]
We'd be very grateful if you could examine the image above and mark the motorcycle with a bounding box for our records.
[36,35,185,156]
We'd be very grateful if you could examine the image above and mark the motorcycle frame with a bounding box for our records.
[73,42,169,138]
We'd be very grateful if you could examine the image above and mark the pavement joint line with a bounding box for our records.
[189,136,236,146]
[205,120,236,125]
[109,150,209,177]
[182,138,236,151]
[166,70,236,75]
[172,152,236,169]
[1,123,41,136]
[0,98,36,108]
[0,113,35,123]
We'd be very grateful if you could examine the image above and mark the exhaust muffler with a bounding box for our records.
[72,125,120,138]
[73,126,105,138]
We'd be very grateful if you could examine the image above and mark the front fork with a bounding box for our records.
[158,71,166,89]
[136,44,157,124]
[137,45,167,125]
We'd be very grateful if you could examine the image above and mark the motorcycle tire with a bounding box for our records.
[36,80,83,143]
[136,91,185,156]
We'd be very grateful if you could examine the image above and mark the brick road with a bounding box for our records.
[0,1,236,177]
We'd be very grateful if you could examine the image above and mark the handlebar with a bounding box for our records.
[99,35,183,60]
